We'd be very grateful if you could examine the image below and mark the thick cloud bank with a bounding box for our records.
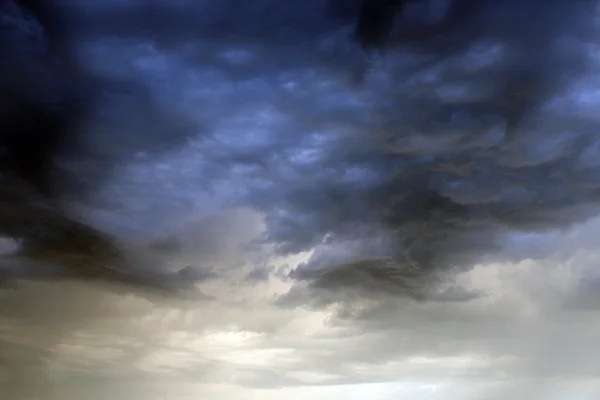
[2,0,600,398]
[2,0,599,296]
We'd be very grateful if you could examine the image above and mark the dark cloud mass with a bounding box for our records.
[2,0,600,397]
[241,0,600,301]
[2,0,600,298]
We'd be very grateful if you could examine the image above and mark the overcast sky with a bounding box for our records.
[3,0,600,399]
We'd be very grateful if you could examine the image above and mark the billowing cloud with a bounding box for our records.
[3,0,600,399]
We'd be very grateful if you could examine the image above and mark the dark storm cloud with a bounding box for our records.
[12,1,600,397]
[8,0,600,300]
[219,0,600,303]
[4,0,600,339]
[0,0,202,288]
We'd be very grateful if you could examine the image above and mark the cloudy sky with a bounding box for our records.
[3,0,600,399]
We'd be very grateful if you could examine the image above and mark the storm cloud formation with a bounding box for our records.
[0,0,199,289]
[2,0,599,293]
[2,0,600,398]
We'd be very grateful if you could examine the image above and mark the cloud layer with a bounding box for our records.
[3,0,600,399]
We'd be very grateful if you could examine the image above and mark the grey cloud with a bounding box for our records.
[255,222,600,388]
[52,0,600,317]
[246,265,276,283]
[5,0,600,302]
[0,279,213,398]
[0,0,202,290]
[222,0,600,304]
[563,276,600,311]
[4,0,600,398]
[61,0,600,305]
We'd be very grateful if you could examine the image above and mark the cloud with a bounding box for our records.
[3,0,600,399]
[1,223,600,398]
[139,0,600,305]
[7,0,600,295]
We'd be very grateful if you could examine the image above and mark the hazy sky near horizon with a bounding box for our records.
[3,0,600,399]
[4,215,600,399]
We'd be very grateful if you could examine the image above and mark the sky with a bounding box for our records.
[3,0,600,399]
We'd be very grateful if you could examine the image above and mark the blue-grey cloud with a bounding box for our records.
[3,0,600,300]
